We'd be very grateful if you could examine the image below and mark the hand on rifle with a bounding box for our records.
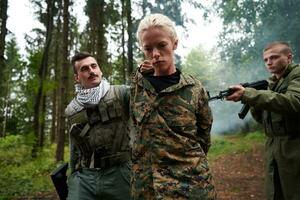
[225,85,245,102]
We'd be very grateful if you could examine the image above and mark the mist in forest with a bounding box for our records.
[208,61,269,135]
[182,45,271,135]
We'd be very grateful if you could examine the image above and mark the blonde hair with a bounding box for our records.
[136,13,178,46]
[263,41,292,55]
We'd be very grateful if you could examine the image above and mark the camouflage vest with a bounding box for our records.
[67,85,130,170]
[263,64,300,136]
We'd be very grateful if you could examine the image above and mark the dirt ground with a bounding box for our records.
[17,145,265,200]
[211,144,265,200]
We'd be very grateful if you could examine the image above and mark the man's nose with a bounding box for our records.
[266,59,273,65]
[88,66,95,72]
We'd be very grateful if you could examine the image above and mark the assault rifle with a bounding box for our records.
[50,162,68,200]
[208,80,268,119]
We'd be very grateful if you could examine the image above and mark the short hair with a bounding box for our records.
[136,13,178,46]
[263,41,292,55]
[71,52,94,74]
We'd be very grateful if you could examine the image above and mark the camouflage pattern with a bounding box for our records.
[130,70,216,200]
[244,63,300,200]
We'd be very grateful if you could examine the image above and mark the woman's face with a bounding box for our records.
[140,27,178,76]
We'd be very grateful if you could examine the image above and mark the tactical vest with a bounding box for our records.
[68,86,130,171]
[263,64,300,137]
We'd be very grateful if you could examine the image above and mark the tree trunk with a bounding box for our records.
[2,71,10,137]
[96,1,109,76]
[86,0,108,76]
[0,0,7,71]
[39,94,46,147]
[121,0,126,83]
[32,0,55,157]
[126,0,133,77]
[51,2,63,144]
[0,0,8,137]
[56,0,70,162]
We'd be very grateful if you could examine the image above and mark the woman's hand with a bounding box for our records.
[139,60,154,74]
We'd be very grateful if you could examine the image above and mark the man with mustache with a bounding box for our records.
[226,41,300,200]
[65,52,131,200]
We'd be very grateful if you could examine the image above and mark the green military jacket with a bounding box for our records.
[66,85,130,172]
[242,63,300,200]
[130,70,216,200]
[242,63,300,136]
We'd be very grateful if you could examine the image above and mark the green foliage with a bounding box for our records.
[213,0,300,65]
[2,37,36,135]
[181,45,222,90]
[0,135,70,199]
[208,131,266,160]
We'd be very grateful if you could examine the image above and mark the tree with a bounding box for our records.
[182,45,216,87]
[32,0,56,157]
[126,0,134,77]
[213,0,300,73]
[0,0,8,137]
[83,0,110,76]
[55,0,71,162]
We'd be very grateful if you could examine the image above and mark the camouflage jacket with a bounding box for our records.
[130,70,216,200]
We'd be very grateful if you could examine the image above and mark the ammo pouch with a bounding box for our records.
[85,99,123,125]
[69,91,129,170]
[69,123,93,166]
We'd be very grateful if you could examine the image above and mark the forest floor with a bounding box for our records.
[211,144,265,200]
[15,144,265,200]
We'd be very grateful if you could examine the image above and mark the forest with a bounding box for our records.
[0,0,299,198]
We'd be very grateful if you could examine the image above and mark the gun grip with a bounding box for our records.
[238,104,250,119]
[51,163,68,200]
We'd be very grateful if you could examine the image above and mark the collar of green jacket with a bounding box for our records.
[269,63,299,83]
[132,68,198,94]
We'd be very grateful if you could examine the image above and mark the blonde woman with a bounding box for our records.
[130,13,216,200]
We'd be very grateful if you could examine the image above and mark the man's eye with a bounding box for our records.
[270,55,279,60]
[80,66,88,71]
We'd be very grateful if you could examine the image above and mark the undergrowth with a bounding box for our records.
[208,131,266,160]
[0,131,265,199]
[0,134,69,200]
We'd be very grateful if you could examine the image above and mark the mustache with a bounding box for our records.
[88,73,98,79]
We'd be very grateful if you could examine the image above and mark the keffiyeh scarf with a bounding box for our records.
[65,79,110,116]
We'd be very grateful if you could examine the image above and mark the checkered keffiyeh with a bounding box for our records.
[65,79,110,116]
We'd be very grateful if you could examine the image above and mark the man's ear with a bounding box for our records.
[74,74,79,83]
[287,53,293,63]
[173,39,178,50]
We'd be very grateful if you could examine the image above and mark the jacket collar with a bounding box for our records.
[133,69,197,94]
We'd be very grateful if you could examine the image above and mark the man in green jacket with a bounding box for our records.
[226,41,300,200]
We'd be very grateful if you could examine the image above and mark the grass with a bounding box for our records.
[208,131,266,160]
[0,134,69,199]
[0,131,266,199]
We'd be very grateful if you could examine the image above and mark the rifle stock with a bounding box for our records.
[50,163,68,200]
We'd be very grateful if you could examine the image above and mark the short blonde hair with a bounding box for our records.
[136,13,178,46]
[263,41,292,55]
